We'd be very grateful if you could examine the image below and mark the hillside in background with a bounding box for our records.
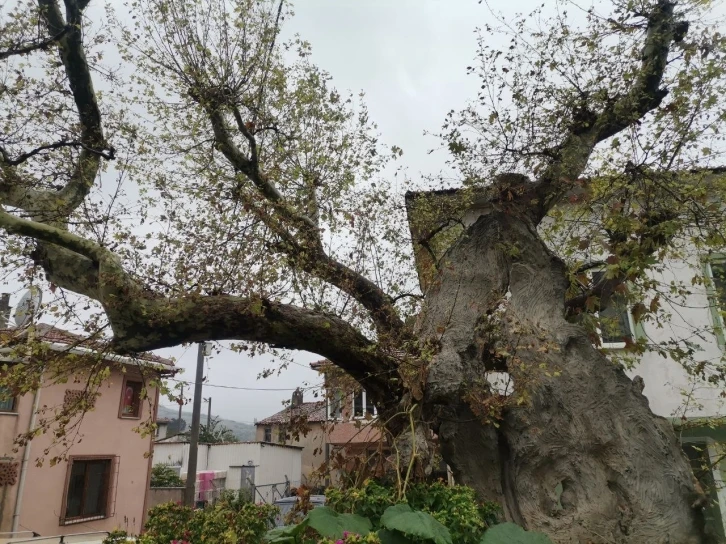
[157,405,256,441]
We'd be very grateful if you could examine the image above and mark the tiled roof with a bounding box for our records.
[0,323,174,367]
[310,360,329,371]
[256,401,326,426]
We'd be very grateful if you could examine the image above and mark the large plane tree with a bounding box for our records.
[2,0,726,541]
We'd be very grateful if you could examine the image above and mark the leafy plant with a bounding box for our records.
[102,530,130,544]
[318,533,382,544]
[144,500,277,543]
[325,480,498,544]
[264,503,453,544]
[379,504,451,544]
[149,464,184,488]
[307,507,372,539]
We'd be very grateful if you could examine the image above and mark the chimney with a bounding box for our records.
[0,294,11,329]
[291,387,303,408]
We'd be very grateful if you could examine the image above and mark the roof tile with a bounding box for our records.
[256,401,326,425]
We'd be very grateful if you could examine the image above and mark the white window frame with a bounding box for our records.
[597,309,636,350]
[326,390,343,421]
[352,390,377,419]
[704,260,726,348]
[591,270,636,350]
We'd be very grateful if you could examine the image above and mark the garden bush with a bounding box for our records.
[324,480,499,544]
[142,499,277,543]
[264,502,552,544]
[149,464,184,488]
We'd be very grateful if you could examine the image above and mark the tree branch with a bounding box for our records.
[36,0,108,216]
[0,209,108,262]
[110,294,393,395]
[205,104,406,337]
[0,25,70,60]
[1,140,115,166]
[533,0,684,220]
[0,208,396,397]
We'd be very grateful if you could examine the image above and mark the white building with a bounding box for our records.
[152,441,302,504]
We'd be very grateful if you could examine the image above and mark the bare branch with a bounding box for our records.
[36,0,107,215]
[1,140,115,166]
[0,25,70,60]
[205,104,406,336]
[110,294,393,393]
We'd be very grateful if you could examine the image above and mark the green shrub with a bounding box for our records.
[149,464,184,488]
[325,480,499,544]
[265,504,552,544]
[101,530,129,544]
[143,500,277,543]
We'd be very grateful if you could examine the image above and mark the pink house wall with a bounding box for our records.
[0,364,158,537]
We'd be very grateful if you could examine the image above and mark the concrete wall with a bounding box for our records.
[254,423,327,486]
[151,442,302,503]
[0,365,158,537]
[146,488,183,510]
[628,255,725,418]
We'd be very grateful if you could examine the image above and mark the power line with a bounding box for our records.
[164,377,323,391]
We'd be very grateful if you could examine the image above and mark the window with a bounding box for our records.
[278,425,287,444]
[592,271,635,349]
[353,390,376,418]
[682,441,726,540]
[705,259,726,349]
[63,458,113,523]
[327,391,343,420]
[263,427,272,442]
[0,386,16,413]
[119,378,142,418]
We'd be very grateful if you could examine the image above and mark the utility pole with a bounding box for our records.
[205,397,212,429]
[177,384,184,435]
[183,342,206,507]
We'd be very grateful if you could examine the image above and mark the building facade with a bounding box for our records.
[152,441,302,504]
[255,385,383,488]
[0,324,173,539]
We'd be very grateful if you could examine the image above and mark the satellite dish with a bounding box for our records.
[14,287,42,328]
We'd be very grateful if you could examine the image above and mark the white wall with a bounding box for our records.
[151,442,302,503]
[629,254,725,418]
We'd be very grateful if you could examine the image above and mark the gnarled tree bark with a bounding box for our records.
[418,203,708,543]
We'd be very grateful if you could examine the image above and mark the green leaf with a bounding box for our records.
[381,504,452,544]
[264,519,309,543]
[306,506,372,539]
[480,522,554,544]
[378,528,414,544]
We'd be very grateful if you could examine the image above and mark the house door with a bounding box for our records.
[240,466,255,500]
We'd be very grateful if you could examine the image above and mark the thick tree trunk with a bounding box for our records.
[417,207,709,543]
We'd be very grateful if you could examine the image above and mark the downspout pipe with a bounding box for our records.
[11,381,41,534]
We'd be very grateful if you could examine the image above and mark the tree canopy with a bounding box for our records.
[1,0,723,403]
[2,0,726,529]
